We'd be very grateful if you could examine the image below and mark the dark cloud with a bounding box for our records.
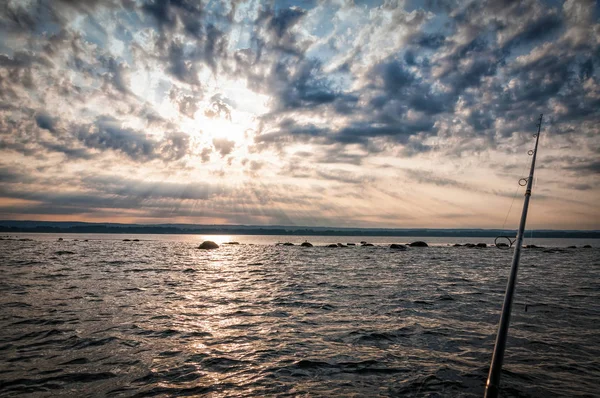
[0,165,34,183]
[253,6,308,59]
[40,141,94,160]
[371,58,452,116]
[103,57,131,94]
[73,116,191,162]
[258,58,344,111]
[141,0,176,31]
[412,32,446,49]
[35,112,57,133]
[565,160,600,175]
[502,12,563,50]
[268,7,306,38]
[335,120,435,145]
[167,40,200,85]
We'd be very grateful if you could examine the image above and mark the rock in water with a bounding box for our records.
[282,242,294,246]
[199,241,219,249]
[476,243,487,248]
[361,243,374,247]
[55,250,75,255]
[583,245,592,248]
[409,241,428,247]
[390,244,407,250]
[496,243,509,248]
[337,243,347,247]
[301,242,313,247]
[327,244,338,247]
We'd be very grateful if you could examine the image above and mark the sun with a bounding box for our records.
[199,113,247,142]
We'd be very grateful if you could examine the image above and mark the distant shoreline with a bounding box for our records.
[1,221,598,239]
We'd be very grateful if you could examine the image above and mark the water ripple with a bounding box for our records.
[0,237,598,397]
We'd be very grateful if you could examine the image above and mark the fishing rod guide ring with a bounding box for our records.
[494,236,515,249]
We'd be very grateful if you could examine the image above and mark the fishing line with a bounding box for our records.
[501,180,522,231]
[496,148,531,248]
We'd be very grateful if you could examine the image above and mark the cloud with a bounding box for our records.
[316,169,373,185]
[403,169,471,190]
[205,97,231,120]
[212,137,235,157]
[565,160,600,175]
[0,0,598,227]
[69,116,192,162]
[35,112,57,133]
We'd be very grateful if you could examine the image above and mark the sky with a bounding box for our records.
[0,0,598,229]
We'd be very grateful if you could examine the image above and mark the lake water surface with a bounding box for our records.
[0,234,598,397]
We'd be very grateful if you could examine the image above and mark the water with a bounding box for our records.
[0,234,598,397]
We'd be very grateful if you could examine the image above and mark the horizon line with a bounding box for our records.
[0,219,598,232]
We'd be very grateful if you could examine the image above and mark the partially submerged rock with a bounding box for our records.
[583,245,592,248]
[409,241,428,247]
[390,244,407,250]
[476,243,487,248]
[199,241,219,250]
[55,250,75,255]
[301,241,313,247]
[327,244,338,247]
[361,243,374,247]
[282,242,294,246]
[336,243,346,247]
[496,243,509,248]
[347,243,356,246]
[223,242,240,245]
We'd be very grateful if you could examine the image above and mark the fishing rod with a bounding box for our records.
[485,114,543,398]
